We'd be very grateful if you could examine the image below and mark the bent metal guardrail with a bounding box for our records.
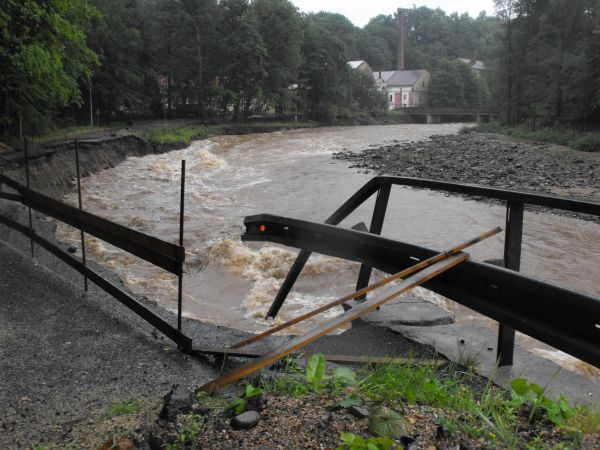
[246,176,600,368]
[0,171,192,351]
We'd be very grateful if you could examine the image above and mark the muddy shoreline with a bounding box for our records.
[333,132,600,221]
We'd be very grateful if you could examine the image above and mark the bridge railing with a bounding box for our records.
[263,176,600,366]
[0,142,192,351]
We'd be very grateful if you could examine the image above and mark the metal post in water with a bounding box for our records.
[23,136,34,257]
[75,140,88,292]
[177,160,186,333]
[497,200,524,366]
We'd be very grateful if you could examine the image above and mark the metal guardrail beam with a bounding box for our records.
[374,176,600,216]
[0,213,192,350]
[244,214,600,369]
[0,174,184,275]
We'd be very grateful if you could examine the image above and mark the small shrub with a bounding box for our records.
[570,134,600,152]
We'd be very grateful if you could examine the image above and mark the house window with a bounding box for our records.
[389,94,393,102]
[422,81,425,88]
[403,94,407,100]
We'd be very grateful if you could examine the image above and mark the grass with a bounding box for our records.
[106,400,141,418]
[142,125,208,145]
[469,122,600,152]
[36,125,107,143]
[192,354,599,449]
[141,120,316,146]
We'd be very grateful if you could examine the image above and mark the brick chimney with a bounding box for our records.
[397,10,405,71]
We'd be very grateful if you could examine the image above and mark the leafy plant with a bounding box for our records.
[305,354,327,385]
[368,406,413,439]
[336,432,393,450]
[245,383,264,399]
[510,377,575,425]
[178,413,204,447]
[331,394,363,411]
[225,397,247,415]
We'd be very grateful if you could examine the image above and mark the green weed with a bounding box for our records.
[142,126,207,145]
[336,432,393,450]
[473,122,600,152]
[107,400,140,417]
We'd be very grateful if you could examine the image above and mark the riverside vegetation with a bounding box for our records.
[469,123,600,154]
[140,354,599,449]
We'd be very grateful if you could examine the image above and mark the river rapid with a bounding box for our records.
[55,124,600,379]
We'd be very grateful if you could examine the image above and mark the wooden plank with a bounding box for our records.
[231,226,501,349]
[191,346,446,366]
[198,253,468,393]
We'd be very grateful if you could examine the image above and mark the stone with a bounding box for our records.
[98,437,134,450]
[230,410,260,430]
[159,384,193,422]
[348,405,369,419]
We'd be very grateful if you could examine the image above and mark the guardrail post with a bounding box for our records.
[75,140,88,292]
[177,160,186,336]
[497,200,524,366]
[24,136,34,257]
[355,184,391,302]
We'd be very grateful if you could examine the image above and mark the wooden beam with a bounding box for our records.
[198,253,468,394]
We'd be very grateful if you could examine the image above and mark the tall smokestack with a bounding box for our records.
[397,10,405,71]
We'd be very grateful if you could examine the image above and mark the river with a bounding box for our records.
[56,124,600,379]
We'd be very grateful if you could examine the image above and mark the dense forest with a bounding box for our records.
[495,0,600,128]
[1,0,598,137]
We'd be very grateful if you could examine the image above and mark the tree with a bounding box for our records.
[0,0,97,135]
[429,60,466,107]
[175,0,219,119]
[218,0,267,120]
[87,0,157,124]
[491,0,598,127]
[253,0,302,117]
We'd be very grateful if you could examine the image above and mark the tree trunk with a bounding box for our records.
[194,23,205,119]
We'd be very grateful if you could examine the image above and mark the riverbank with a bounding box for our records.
[1,124,599,448]
[472,123,600,153]
[332,132,600,220]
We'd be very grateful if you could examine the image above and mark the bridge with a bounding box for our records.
[403,107,501,124]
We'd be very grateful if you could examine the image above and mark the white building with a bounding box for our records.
[374,69,431,109]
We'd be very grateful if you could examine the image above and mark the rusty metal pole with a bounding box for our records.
[75,140,88,292]
[177,160,186,333]
[23,136,34,257]
[497,200,524,366]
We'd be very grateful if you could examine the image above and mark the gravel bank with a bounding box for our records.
[333,133,600,219]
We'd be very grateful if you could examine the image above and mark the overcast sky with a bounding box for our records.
[291,1,498,27]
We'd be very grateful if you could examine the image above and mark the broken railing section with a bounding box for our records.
[260,176,600,367]
[198,251,470,394]
[244,213,600,369]
[0,160,192,351]
[230,226,502,350]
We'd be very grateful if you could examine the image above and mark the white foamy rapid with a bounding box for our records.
[55,124,600,381]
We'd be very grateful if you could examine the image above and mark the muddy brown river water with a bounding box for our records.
[56,124,600,379]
